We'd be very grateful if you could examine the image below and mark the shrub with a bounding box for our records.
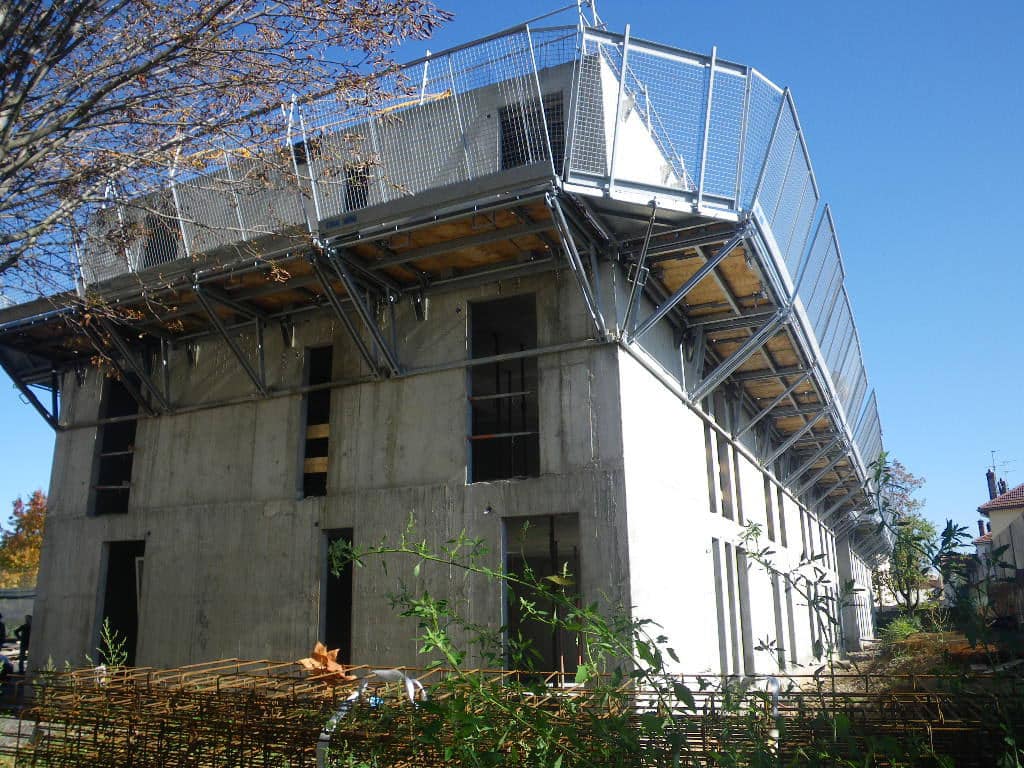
[881,613,923,644]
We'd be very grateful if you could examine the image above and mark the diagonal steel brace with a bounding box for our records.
[323,249,401,377]
[194,283,268,396]
[631,225,748,342]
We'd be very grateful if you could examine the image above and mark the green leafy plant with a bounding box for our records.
[879,613,922,645]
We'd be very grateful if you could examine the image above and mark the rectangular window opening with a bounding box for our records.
[763,477,776,542]
[322,528,354,664]
[302,346,332,497]
[776,487,789,548]
[499,94,565,173]
[98,540,145,666]
[344,163,370,212]
[468,295,539,483]
[503,514,580,675]
[92,376,140,516]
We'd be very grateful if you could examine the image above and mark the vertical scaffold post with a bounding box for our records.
[607,24,630,190]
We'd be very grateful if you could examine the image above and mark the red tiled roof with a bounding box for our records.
[974,532,991,545]
[979,483,1024,514]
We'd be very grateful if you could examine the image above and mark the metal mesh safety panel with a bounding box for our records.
[741,73,784,208]
[612,42,708,192]
[854,391,883,467]
[303,27,577,221]
[568,34,619,178]
[703,66,746,201]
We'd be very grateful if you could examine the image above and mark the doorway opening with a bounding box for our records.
[321,528,353,664]
[503,514,580,675]
[98,540,145,666]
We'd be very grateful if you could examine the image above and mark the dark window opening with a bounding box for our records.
[291,137,321,165]
[504,514,580,675]
[99,540,145,666]
[499,94,565,173]
[322,528,354,664]
[344,164,370,212]
[469,295,539,483]
[302,346,333,497]
[93,377,139,516]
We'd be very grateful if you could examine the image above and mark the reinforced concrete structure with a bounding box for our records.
[0,8,887,674]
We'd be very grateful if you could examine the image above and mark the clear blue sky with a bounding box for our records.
[3,0,1021,535]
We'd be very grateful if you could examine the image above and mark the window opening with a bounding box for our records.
[763,477,776,542]
[776,486,788,547]
[302,346,332,497]
[92,376,140,516]
[503,514,580,675]
[322,528,354,664]
[499,94,565,172]
[344,163,370,212]
[99,540,145,666]
[468,295,539,482]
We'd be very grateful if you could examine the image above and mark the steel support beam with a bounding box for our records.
[96,318,172,412]
[689,308,789,404]
[733,366,808,382]
[367,221,554,270]
[621,201,656,340]
[784,435,841,484]
[193,285,268,396]
[632,226,748,342]
[687,308,778,333]
[763,409,829,467]
[735,372,811,440]
[80,322,158,416]
[0,347,61,430]
[795,450,848,497]
[199,284,268,321]
[546,194,607,338]
[324,249,401,376]
[822,485,863,522]
[309,255,382,377]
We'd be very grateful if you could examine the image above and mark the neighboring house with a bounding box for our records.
[972,473,1024,622]
[0,12,889,673]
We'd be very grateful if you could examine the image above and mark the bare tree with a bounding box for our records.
[0,0,450,299]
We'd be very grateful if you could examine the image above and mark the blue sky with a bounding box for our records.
[2,0,1021,535]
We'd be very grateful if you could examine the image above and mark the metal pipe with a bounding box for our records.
[762,409,828,467]
[193,285,268,396]
[607,24,631,189]
[631,227,747,341]
[688,308,788,404]
[622,201,657,338]
[60,338,604,430]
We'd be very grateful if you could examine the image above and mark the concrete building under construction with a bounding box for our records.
[0,10,888,674]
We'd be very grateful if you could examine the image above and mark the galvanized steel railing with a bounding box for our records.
[77,18,882,479]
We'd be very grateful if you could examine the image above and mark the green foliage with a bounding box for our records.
[323,516,973,768]
[95,618,128,669]
[879,613,922,645]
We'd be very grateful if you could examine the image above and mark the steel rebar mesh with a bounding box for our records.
[2,664,1019,768]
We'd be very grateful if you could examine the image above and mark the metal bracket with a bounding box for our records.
[545,193,607,338]
[323,249,401,376]
[0,347,61,430]
[631,225,748,342]
[688,308,789,404]
[193,282,268,396]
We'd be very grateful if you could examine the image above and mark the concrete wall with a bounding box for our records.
[35,269,632,669]
[836,537,875,650]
